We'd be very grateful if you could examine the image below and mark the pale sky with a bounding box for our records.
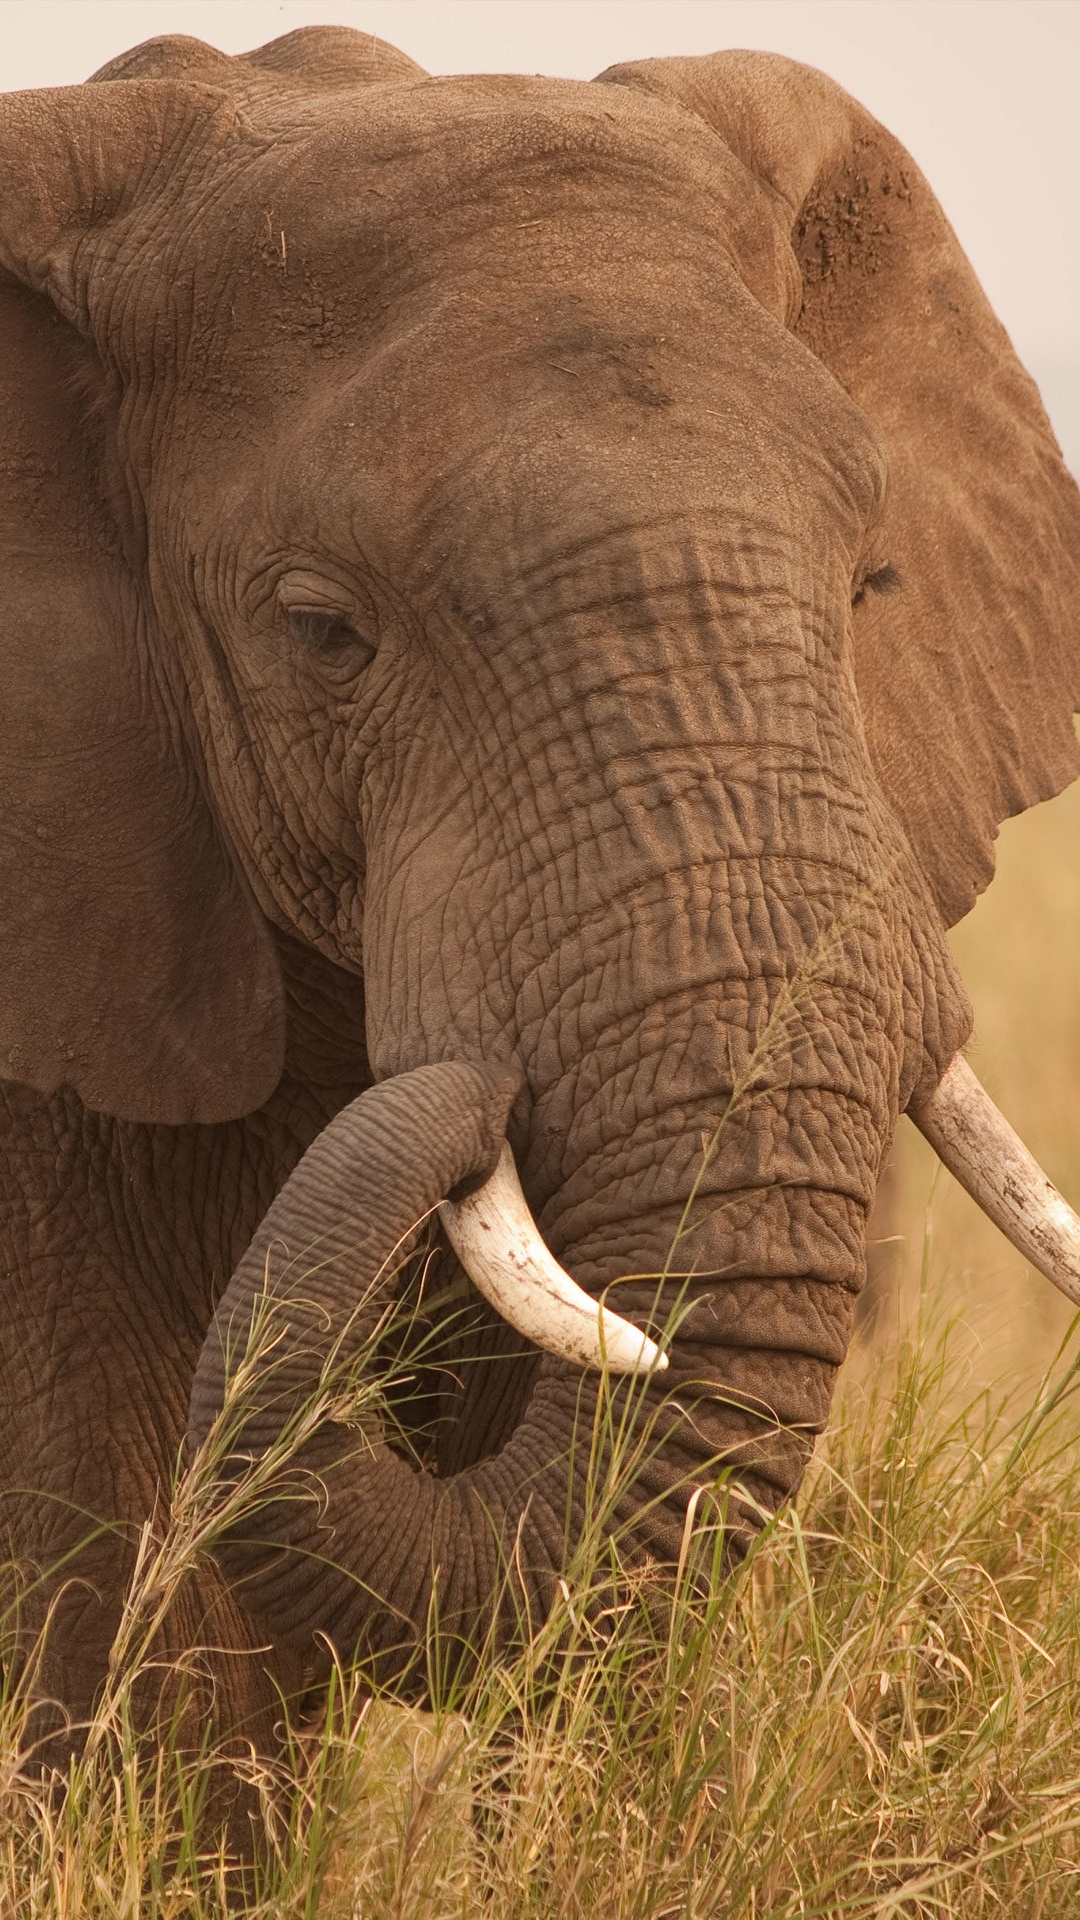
[4,1,1079,460]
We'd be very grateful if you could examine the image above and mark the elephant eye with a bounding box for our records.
[852,562,902,608]
[285,605,377,666]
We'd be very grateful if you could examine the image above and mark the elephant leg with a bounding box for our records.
[1,1293,309,1872]
[0,1090,306,1831]
[1,1276,304,1757]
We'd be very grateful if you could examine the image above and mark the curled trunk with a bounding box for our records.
[190,1061,856,1682]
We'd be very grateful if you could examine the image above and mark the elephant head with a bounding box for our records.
[2,29,1079,1682]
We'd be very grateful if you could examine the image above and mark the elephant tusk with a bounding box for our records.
[911,1053,1080,1307]
[438,1142,668,1374]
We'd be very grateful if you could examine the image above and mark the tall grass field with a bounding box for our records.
[3,779,1080,1917]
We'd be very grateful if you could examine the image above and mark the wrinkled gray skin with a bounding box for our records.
[1,26,1078,1802]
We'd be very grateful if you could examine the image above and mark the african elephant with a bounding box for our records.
[2,23,1079,1782]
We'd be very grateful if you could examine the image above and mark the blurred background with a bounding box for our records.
[4,0,1078,1388]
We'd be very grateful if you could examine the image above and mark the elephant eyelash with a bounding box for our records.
[286,605,377,665]
[852,562,902,607]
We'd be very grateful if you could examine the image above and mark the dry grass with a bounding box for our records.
[2,775,1079,1916]
[8,1314,1080,1917]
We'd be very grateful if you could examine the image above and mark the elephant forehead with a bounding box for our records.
[245,306,885,605]
[254,69,758,232]
[179,65,796,342]
[146,71,886,579]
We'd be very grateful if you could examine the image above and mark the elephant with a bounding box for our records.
[2,20,1080,1801]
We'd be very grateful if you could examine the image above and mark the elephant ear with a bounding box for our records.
[0,82,285,1124]
[598,51,1080,926]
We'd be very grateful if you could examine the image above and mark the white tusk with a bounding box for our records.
[911,1053,1080,1307]
[438,1142,667,1374]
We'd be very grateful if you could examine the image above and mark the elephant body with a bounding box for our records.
[1,25,1078,1794]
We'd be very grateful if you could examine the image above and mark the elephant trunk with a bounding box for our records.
[188,1061,517,1553]
[190,1060,865,1681]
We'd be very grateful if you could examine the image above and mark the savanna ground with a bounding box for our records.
[3,775,1080,1919]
